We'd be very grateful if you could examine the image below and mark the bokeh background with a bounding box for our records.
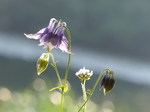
[0,0,150,112]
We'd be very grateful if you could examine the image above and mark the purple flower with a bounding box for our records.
[24,18,71,54]
[100,71,115,95]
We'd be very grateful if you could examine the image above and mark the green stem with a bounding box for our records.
[61,26,72,112]
[54,25,72,85]
[63,26,72,85]
[90,69,110,94]
[49,53,64,112]
[60,88,65,112]
[78,69,111,112]
[64,54,71,85]
[81,81,87,112]
[52,23,72,112]
[49,53,62,86]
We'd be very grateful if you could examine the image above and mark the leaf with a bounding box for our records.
[49,86,62,92]
[63,84,68,92]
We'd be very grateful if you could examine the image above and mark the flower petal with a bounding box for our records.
[58,36,72,54]
[54,20,62,34]
[24,33,40,39]
[47,18,57,32]
[24,28,46,39]
[44,41,55,52]
[37,28,47,34]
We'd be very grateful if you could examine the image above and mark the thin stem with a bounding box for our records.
[54,25,72,85]
[81,81,87,112]
[60,88,65,112]
[64,54,71,85]
[63,26,72,85]
[49,53,64,112]
[78,69,111,112]
[48,53,62,86]
[52,24,72,112]
[91,69,110,94]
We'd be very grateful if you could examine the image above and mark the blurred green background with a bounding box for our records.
[0,0,150,112]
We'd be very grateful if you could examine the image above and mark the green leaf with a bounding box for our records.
[63,84,68,92]
[51,61,58,67]
[49,85,68,92]
[51,63,55,67]
[86,90,92,95]
[49,86,62,92]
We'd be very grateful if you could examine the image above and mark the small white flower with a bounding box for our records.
[75,67,93,81]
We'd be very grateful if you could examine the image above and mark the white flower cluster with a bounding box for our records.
[75,67,93,81]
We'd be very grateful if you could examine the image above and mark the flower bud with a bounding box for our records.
[37,53,49,75]
[100,71,115,95]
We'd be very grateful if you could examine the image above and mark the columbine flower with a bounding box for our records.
[75,67,93,82]
[100,71,115,95]
[24,18,71,54]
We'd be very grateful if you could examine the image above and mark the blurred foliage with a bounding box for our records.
[0,76,150,112]
[0,0,150,59]
[0,56,150,112]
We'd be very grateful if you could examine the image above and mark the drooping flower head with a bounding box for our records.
[24,18,71,54]
[75,67,93,83]
[100,70,115,95]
